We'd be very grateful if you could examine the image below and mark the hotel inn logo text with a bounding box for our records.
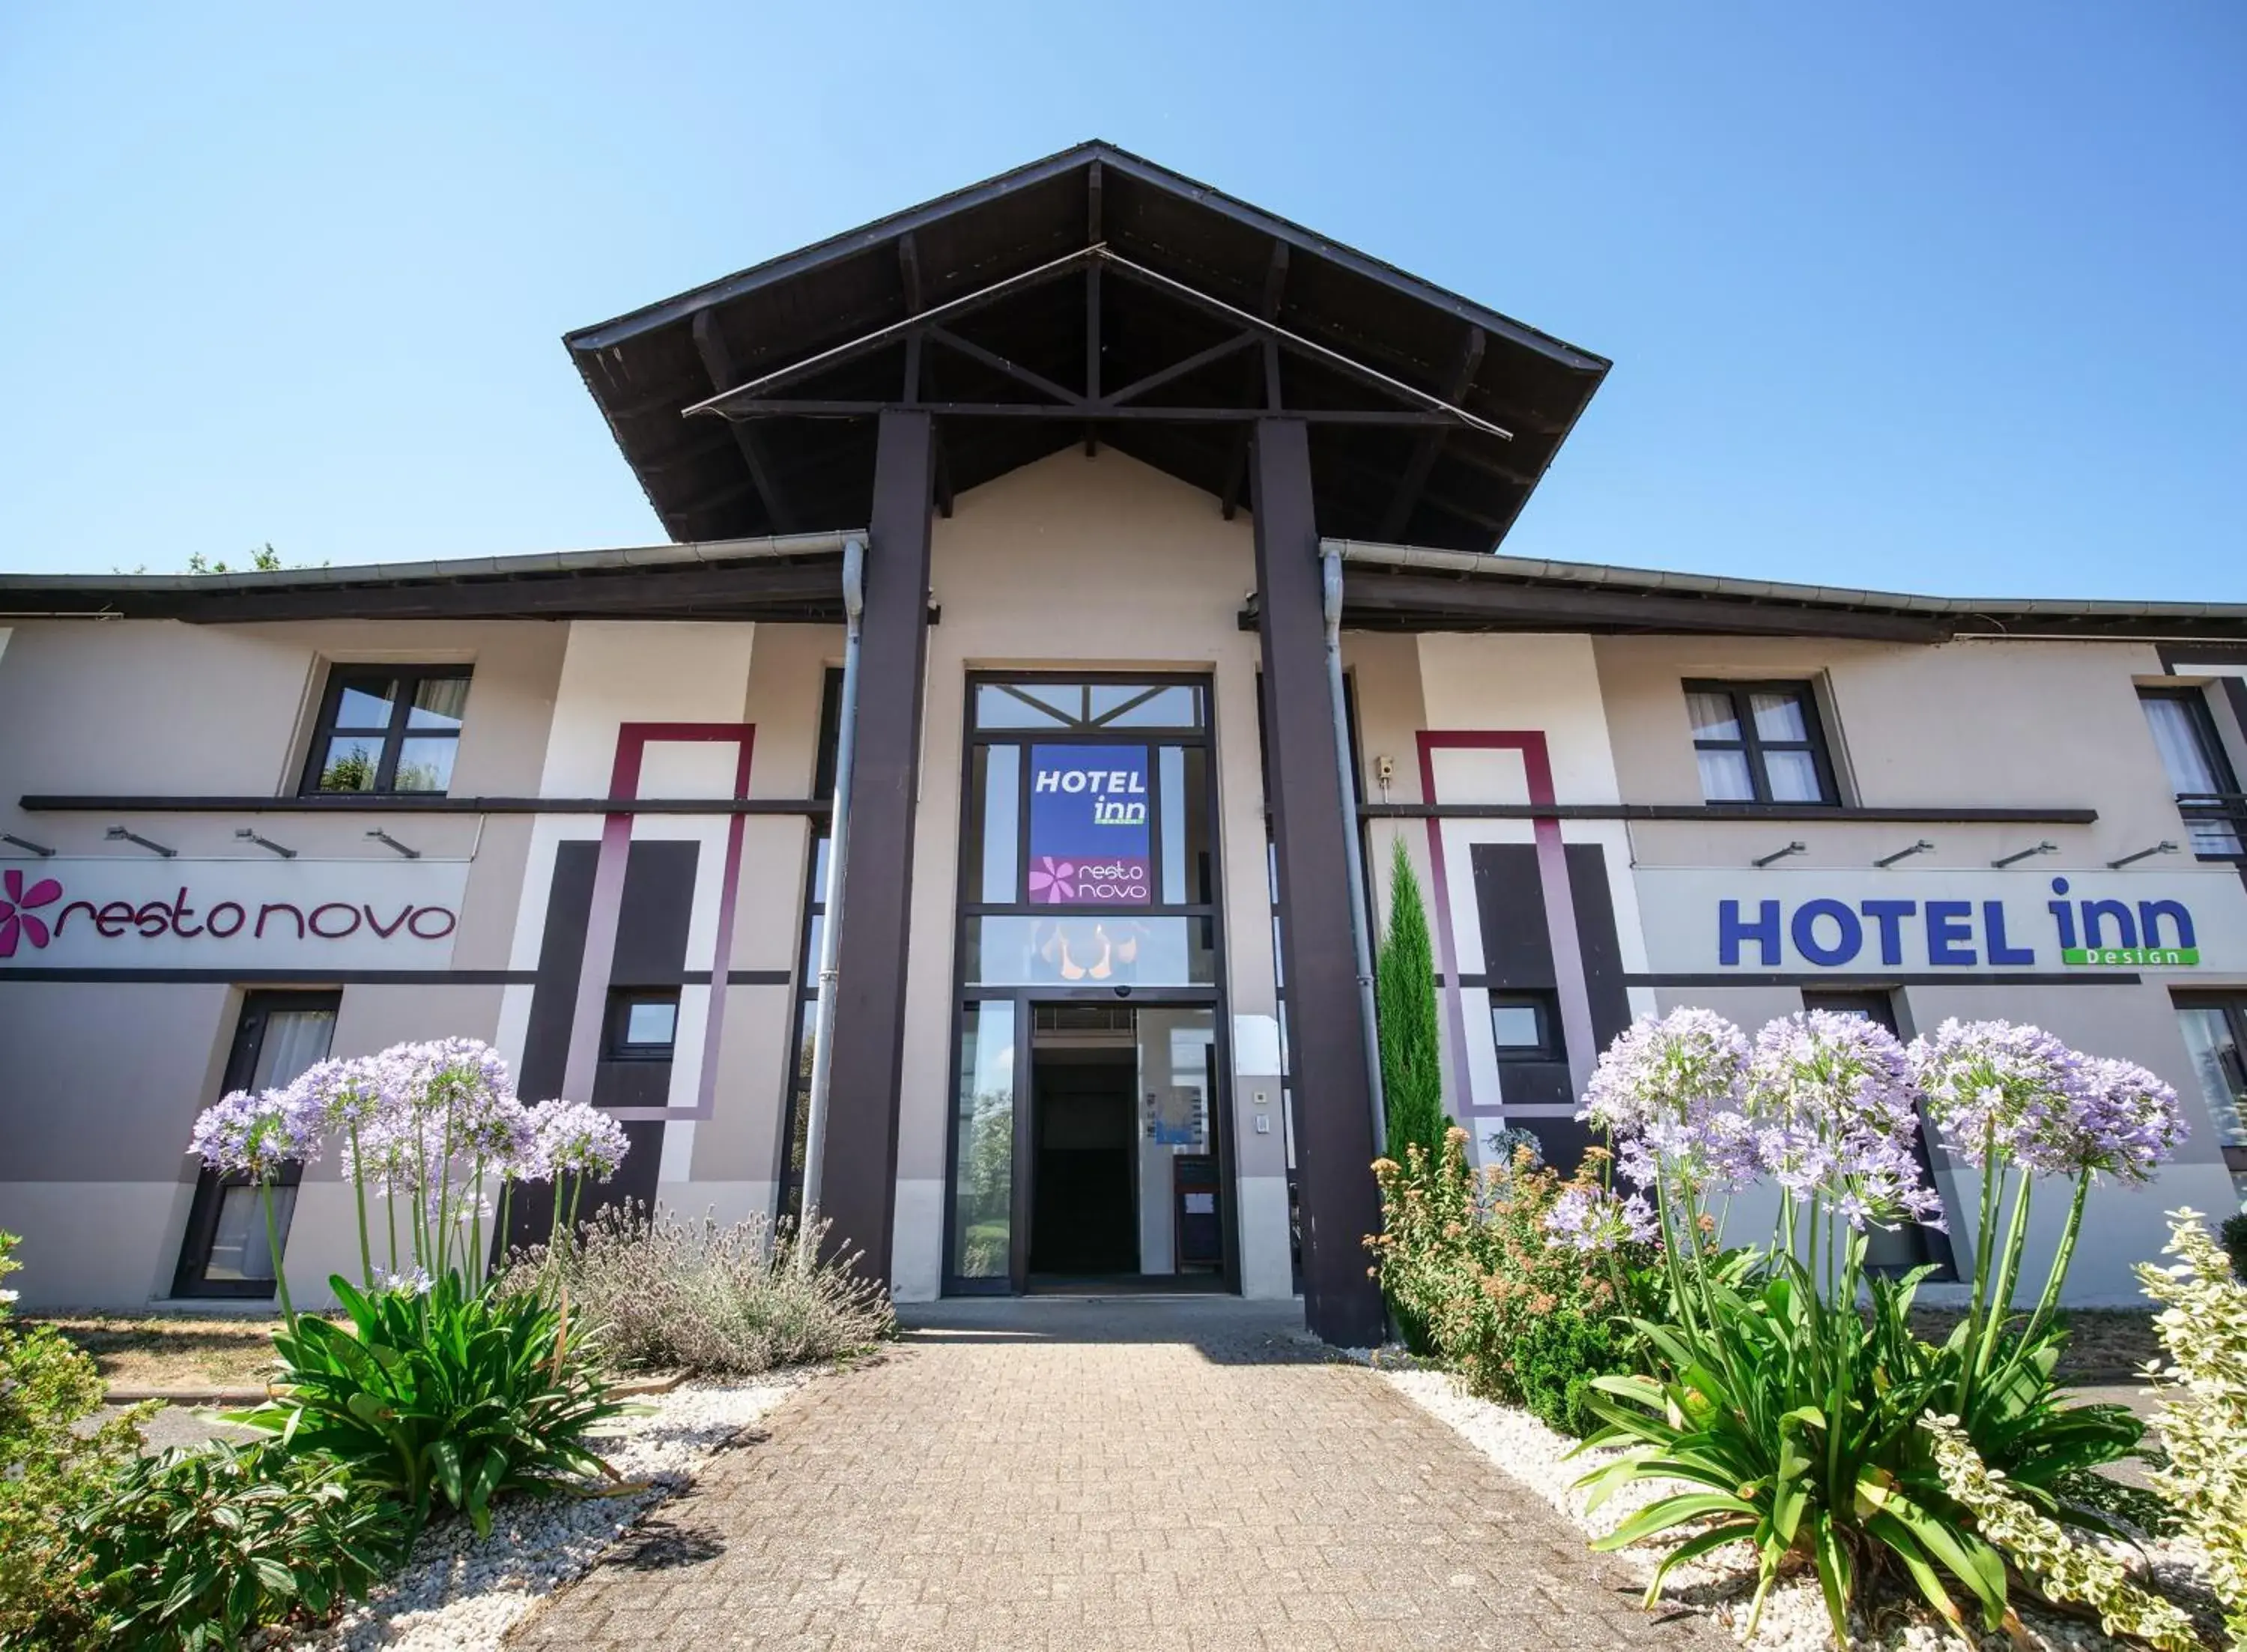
[1716,878,2203,971]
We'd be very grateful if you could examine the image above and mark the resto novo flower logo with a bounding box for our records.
[0,867,61,957]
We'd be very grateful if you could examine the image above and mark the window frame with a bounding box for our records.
[777,668,844,1225]
[605,989,681,1062]
[1682,678,1841,807]
[1488,990,1562,1063]
[300,664,474,797]
[2172,991,2247,1197]
[2138,686,2245,860]
[172,989,341,1299]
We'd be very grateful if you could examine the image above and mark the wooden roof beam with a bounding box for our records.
[1380,326,1483,540]
[691,312,795,532]
[1222,241,1290,520]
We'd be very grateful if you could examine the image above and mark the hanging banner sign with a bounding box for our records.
[1027,744,1151,906]
[0,859,470,971]
[1632,866,2247,974]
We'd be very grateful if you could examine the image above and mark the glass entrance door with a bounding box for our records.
[944,999,1228,1292]
[941,674,1231,1295]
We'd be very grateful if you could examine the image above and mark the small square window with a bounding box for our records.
[1488,991,1561,1062]
[302,666,472,796]
[1683,681,1839,807]
[607,991,679,1060]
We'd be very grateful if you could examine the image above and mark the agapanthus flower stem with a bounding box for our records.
[348,1122,374,1289]
[434,1114,457,1281]
[260,1179,297,1335]
[2003,1172,2090,1388]
[1956,1121,2005,1410]
[385,1173,399,1274]
[411,1117,433,1272]
[467,1153,486,1288]
[1972,1173,2036,1396]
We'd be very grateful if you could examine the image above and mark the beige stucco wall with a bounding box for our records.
[891,449,1291,1300]
[0,618,565,1308]
[1601,633,2247,1302]
[1593,634,2187,869]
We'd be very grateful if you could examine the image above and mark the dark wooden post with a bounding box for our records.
[818,410,935,1285]
[1252,417,1386,1346]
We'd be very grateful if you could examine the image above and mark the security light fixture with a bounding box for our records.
[1991,841,2058,869]
[235,827,297,860]
[0,833,54,857]
[106,825,175,858]
[2106,840,2180,870]
[1751,841,1807,868]
[366,828,421,860]
[1874,839,1935,868]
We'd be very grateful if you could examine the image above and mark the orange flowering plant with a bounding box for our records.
[1368,1127,1663,1435]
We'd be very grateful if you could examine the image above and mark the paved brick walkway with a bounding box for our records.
[511,1298,1711,1651]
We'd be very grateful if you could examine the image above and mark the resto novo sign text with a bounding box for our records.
[0,858,470,970]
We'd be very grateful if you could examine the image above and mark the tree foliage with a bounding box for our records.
[1374,838,1445,1163]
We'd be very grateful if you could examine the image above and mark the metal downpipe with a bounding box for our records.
[796,535,865,1239]
[1322,547,1387,1156]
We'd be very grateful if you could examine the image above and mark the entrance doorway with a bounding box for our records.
[1028,1046,1137,1276]
[944,999,1231,1293]
[942,674,1230,1296]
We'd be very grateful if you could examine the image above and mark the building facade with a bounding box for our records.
[3,145,2244,1334]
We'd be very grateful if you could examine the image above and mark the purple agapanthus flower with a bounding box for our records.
[1580,1008,1759,1191]
[1543,1185,1660,1254]
[1909,1019,2099,1176]
[284,1056,390,1132]
[2070,1057,2188,1182]
[187,1088,320,1179]
[527,1098,630,1182]
[1746,1012,1944,1231]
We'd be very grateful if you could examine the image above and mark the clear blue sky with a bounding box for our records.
[3,3,2241,597]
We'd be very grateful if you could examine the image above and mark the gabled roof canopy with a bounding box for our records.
[563,142,1612,552]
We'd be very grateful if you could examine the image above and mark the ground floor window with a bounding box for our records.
[172,990,339,1298]
[2174,995,2247,1209]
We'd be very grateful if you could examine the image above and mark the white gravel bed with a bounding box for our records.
[288,1370,810,1652]
[1377,1364,2217,1652]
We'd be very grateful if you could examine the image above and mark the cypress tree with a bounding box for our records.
[1375,837,1446,1163]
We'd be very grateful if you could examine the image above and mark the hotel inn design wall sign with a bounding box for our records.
[1633,866,2247,975]
[0,859,470,970]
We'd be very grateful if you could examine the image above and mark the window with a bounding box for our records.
[1488,991,1562,1061]
[302,666,473,795]
[778,669,843,1225]
[1684,681,1838,806]
[1800,989,1955,1278]
[2139,688,2244,858]
[173,992,339,1299]
[607,991,679,1060]
[972,681,1205,732]
[2175,997,2247,1209]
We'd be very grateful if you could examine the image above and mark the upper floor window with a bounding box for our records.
[1684,681,1837,805]
[302,666,473,795]
[2138,687,2244,858]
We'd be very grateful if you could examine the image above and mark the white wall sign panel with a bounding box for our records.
[1634,866,2247,974]
[0,858,469,970]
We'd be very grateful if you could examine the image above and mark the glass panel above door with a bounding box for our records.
[974,681,1207,732]
[963,916,1217,987]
